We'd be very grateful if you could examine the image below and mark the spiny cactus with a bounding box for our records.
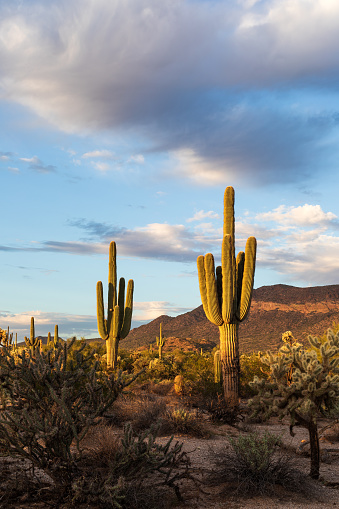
[249,329,339,479]
[197,186,256,407]
[47,325,59,349]
[97,241,134,369]
[24,317,40,355]
[214,350,221,384]
[156,323,165,360]
[0,327,13,348]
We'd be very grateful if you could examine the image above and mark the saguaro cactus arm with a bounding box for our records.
[121,279,134,339]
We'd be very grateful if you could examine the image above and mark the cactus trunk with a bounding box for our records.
[219,322,239,407]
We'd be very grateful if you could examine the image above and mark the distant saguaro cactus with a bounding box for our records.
[96,241,134,369]
[24,317,40,356]
[197,186,256,407]
[156,323,165,360]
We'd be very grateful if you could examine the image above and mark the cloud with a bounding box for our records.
[256,204,338,227]
[1,1,339,184]
[82,149,114,159]
[20,156,56,173]
[0,310,98,340]
[253,202,339,284]
[128,154,145,164]
[133,301,191,322]
[187,209,219,223]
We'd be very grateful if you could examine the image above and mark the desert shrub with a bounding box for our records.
[0,339,139,493]
[71,422,193,508]
[160,407,210,437]
[239,352,270,397]
[108,394,167,431]
[178,351,220,400]
[210,431,310,497]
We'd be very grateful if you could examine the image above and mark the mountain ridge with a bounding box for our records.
[124,284,339,353]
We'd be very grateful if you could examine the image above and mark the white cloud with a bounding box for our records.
[133,301,190,321]
[187,209,219,223]
[82,150,114,159]
[256,204,337,226]
[92,161,111,172]
[0,310,98,340]
[128,154,145,164]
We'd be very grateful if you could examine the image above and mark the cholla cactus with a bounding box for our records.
[249,329,339,479]
[0,327,13,348]
[156,323,165,360]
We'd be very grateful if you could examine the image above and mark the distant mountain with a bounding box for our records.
[124,284,339,353]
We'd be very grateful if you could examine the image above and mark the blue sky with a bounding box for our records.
[1,0,339,340]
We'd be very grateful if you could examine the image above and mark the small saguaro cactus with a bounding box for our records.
[156,323,165,360]
[97,241,134,369]
[214,350,221,384]
[197,186,256,407]
[24,317,40,355]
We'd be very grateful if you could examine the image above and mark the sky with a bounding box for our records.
[1,0,339,341]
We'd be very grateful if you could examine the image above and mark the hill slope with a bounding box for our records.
[124,284,339,353]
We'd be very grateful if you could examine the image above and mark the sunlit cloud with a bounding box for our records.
[187,210,219,223]
[133,301,191,322]
[1,1,339,184]
[82,149,114,159]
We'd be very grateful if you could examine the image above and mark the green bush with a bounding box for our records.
[239,352,270,397]
[0,339,138,490]
[210,431,310,496]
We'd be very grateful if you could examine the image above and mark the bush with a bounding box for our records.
[209,431,311,497]
[108,394,167,431]
[160,407,210,438]
[72,422,193,508]
[239,352,270,397]
[0,339,138,492]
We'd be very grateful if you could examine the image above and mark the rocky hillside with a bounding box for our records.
[124,284,339,353]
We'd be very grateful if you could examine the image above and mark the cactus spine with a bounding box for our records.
[24,317,40,355]
[96,241,134,369]
[156,323,165,360]
[197,186,257,407]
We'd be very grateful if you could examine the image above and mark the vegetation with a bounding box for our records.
[156,322,166,360]
[97,241,134,369]
[209,431,311,497]
[249,329,339,479]
[197,186,257,407]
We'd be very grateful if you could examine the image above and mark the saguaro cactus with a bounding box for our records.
[96,241,134,369]
[156,323,165,360]
[197,186,256,407]
[24,317,40,355]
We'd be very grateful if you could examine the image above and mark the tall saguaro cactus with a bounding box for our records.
[197,187,257,407]
[96,241,134,369]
